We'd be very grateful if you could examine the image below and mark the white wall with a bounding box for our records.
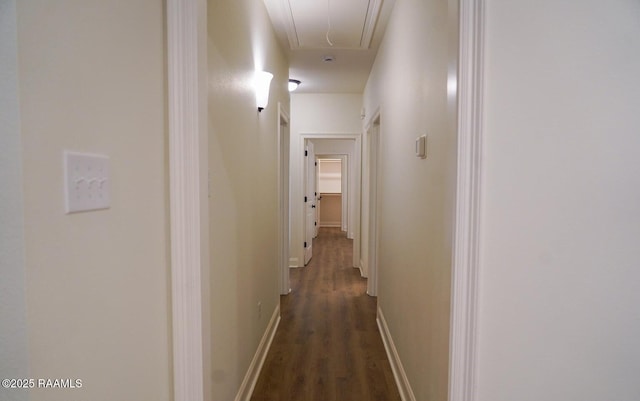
[477,1,640,400]
[0,2,29,401]
[206,0,289,398]
[13,1,171,400]
[318,194,342,228]
[290,93,362,267]
[318,159,342,194]
[362,0,459,399]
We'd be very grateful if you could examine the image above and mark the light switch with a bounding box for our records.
[416,135,427,159]
[64,151,110,213]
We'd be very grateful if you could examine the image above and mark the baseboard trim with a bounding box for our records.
[289,257,299,268]
[319,223,341,227]
[359,259,367,278]
[377,307,416,401]
[235,305,281,401]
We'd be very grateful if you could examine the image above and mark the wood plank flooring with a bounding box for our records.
[250,228,401,401]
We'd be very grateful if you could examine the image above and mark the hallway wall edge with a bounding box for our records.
[448,0,484,400]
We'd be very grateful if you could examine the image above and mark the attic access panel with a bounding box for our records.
[286,0,381,49]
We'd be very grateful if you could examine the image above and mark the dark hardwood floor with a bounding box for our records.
[250,228,401,401]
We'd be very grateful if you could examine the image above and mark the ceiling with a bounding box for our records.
[262,0,396,93]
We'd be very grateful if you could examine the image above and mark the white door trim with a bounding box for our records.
[167,1,208,400]
[303,141,316,265]
[363,114,380,297]
[448,1,484,401]
[278,103,291,294]
[340,155,348,233]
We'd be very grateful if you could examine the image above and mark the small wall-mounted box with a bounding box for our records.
[416,135,427,159]
[64,151,110,213]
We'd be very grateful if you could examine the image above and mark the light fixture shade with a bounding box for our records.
[288,79,301,92]
[255,71,273,112]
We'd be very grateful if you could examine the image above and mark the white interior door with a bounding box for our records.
[304,141,316,265]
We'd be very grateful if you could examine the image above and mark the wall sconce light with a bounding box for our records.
[288,79,301,92]
[255,70,273,112]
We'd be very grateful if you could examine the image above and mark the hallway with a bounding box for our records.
[251,228,401,401]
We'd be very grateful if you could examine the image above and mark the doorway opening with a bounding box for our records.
[303,140,316,265]
[317,157,346,231]
[298,135,362,271]
[278,104,291,295]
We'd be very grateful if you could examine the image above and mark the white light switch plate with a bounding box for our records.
[64,151,110,213]
[416,135,427,159]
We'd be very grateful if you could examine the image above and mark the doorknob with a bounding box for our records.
[312,205,316,208]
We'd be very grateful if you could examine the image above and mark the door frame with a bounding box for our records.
[167,0,207,400]
[339,155,348,233]
[299,134,361,269]
[166,0,485,400]
[448,0,484,401]
[278,103,291,294]
[364,114,380,297]
[303,140,316,265]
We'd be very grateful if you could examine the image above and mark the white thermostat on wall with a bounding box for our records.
[416,135,427,159]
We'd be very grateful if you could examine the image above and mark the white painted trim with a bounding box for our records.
[361,0,383,49]
[289,257,299,268]
[319,223,342,227]
[448,1,484,401]
[359,259,367,278]
[167,1,207,401]
[235,305,281,401]
[279,0,301,49]
[377,307,416,401]
[278,103,291,295]
[340,154,349,235]
[364,112,381,297]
